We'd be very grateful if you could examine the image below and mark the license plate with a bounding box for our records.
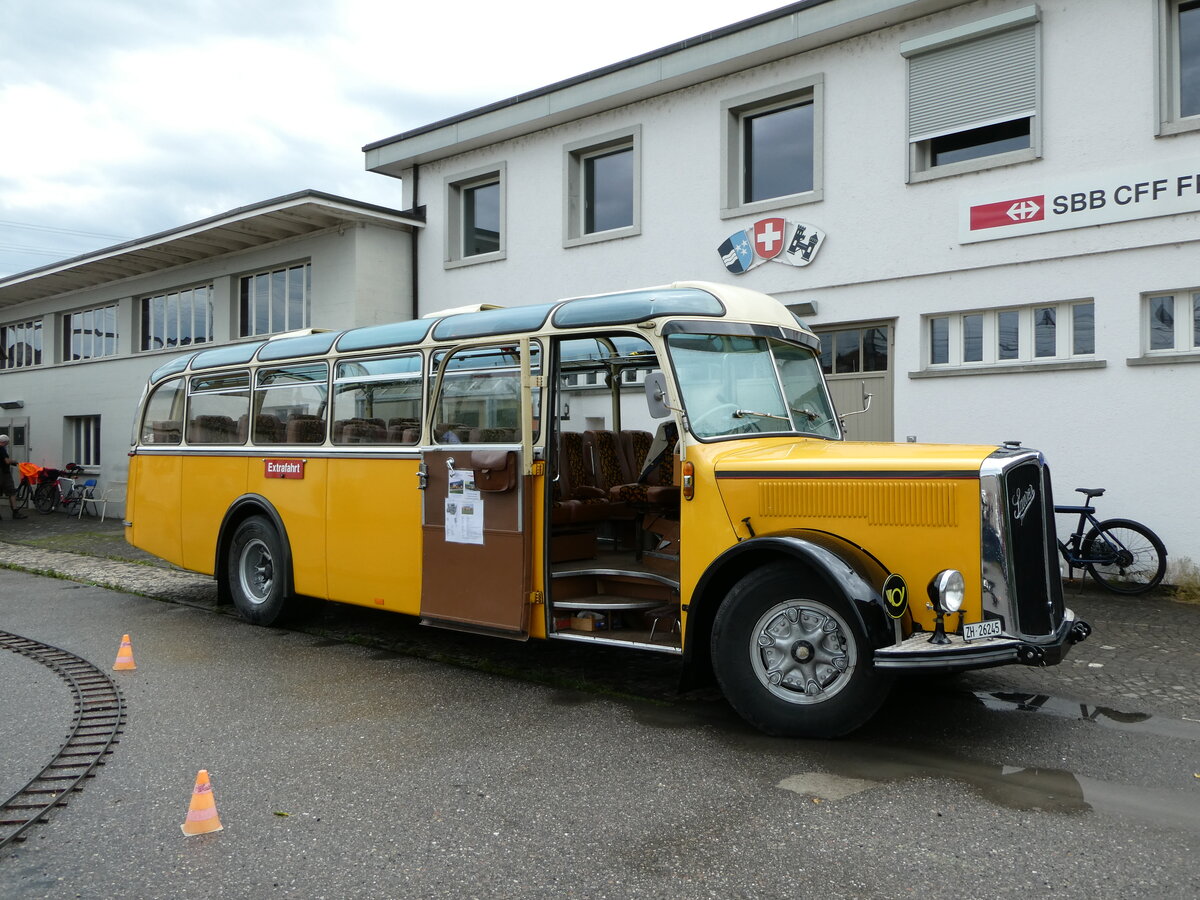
[963,619,1003,642]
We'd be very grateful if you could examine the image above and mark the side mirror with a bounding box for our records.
[644,372,672,419]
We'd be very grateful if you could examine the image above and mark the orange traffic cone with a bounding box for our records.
[181,769,224,836]
[112,634,136,671]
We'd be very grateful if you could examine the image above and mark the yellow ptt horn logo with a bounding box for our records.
[882,574,909,619]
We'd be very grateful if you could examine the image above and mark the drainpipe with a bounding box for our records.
[410,164,420,320]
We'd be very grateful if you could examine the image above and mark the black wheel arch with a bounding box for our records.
[214,495,295,606]
[681,530,901,689]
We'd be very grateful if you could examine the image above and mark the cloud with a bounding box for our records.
[0,0,790,277]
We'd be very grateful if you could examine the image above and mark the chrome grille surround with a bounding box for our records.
[979,449,1065,641]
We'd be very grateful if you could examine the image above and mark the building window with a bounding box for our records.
[721,76,823,218]
[68,415,101,467]
[0,318,43,369]
[819,327,889,374]
[141,284,213,351]
[902,6,1040,182]
[564,127,640,246]
[1160,1,1200,133]
[446,164,506,267]
[63,304,119,361]
[924,301,1095,369]
[239,263,310,338]
[1144,290,1200,353]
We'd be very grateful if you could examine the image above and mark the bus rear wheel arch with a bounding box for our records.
[710,561,891,738]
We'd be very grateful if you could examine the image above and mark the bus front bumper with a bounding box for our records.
[872,608,1090,673]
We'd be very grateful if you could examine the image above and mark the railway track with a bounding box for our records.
[0,630,125,850]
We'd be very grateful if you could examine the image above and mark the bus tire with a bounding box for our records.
[711,562,890,738]
[227,516,292,626]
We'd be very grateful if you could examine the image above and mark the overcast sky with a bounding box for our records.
[0,0,793,279]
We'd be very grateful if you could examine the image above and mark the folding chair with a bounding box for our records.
[76,479,98,519]
[79,480,126,522]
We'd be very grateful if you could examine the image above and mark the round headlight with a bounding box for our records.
[929,569,965,613]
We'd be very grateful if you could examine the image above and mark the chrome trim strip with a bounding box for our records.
[547,631,682,655]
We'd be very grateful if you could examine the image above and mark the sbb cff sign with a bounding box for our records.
[264,459,305,479]
[961,160,1200,243]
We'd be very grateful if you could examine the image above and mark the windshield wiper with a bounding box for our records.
[733,409,788,421]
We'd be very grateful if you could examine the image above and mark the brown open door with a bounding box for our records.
[419,447,532,636]
[417,337,539,638]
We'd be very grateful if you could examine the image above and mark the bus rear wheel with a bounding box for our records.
[227,516,291,626]
[711,562,890,738]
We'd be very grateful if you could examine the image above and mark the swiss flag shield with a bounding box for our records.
[751,218,787,261]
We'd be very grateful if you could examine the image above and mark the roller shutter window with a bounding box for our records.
[904,8,1039,175]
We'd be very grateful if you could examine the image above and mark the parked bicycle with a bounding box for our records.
[13,462,41,511]
[1055,488,1166,594]
[32,463,87,516]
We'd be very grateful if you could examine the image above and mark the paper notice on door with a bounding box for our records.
[445,497,484,544]
[448,469,481,501]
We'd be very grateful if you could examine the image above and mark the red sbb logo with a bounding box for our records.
[969,195,1046,230]
[264,458,305,479]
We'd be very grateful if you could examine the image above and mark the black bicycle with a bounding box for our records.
[1055,488,1166,594]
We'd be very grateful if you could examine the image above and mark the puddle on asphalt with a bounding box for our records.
[974,690,1200,741]
[698,689,1200,830]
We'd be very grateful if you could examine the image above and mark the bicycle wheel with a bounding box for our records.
[33,483,57,514]
[63,489,82,517]
[1082,518,1167,594]
[13,482,30,511]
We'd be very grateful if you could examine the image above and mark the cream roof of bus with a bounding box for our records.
[147,281,809,385]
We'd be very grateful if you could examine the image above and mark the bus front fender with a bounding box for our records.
[681,531,899,689]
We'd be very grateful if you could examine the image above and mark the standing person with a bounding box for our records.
[0,435,26,519]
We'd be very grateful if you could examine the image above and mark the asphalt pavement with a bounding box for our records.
[0,508,1197,898]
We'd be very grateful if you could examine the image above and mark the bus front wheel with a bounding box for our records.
[227,516,291,626]
[711,562,890,738]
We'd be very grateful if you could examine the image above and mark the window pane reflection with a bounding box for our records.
[585,148,633,233]
[1180,1,1200,118]
[998,310,1019,360]
[863,327,888,371]
[834,329,860,374]
[1150,296,1175,350]
[464,181,501,256]
[962,314,983,362]
[1073,302,1095,355]
[930,317,949,364]
[744,101,814,202]
[1034,307,1056,358]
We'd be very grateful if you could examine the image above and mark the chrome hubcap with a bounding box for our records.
[750,601,855,705]
[238,538,273,606]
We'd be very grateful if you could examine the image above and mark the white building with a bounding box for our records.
[361,0,1200,573]
[2,0,1197,573]
[0,191,420,509]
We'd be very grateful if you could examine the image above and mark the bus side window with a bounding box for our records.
[255,362,329,445]
[186,372,249,444]
[332,353,424,445]
[141,377,185,445]
[431,343,541,445]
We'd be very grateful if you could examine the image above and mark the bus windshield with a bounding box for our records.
[666,333,840,440]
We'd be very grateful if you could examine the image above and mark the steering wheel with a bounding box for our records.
[690,403,741,435]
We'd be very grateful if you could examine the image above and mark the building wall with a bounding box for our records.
[0,222,412,510]
[396,0,1200,568]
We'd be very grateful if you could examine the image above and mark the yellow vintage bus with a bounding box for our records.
[126,281,1090,737]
